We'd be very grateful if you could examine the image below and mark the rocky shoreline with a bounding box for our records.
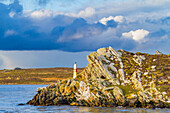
[27,47,170,108]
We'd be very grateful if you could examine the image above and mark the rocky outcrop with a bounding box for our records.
[27,47,170,108]
[156,50,163,55]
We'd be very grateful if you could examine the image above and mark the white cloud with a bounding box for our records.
[29,9,58,18]
[4,30,17,37]
[26,7,95,19]
[113,16,125,23]
[76,7,95,18]
[99,16,125,25]
[9,11,16,18]
[160,35,168,40]
[122,29,149,42]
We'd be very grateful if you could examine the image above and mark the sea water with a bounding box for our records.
[0,85,169,113]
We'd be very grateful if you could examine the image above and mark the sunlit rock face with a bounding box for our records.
[27,47,170,108]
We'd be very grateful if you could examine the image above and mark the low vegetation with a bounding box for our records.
[0,67,84,84]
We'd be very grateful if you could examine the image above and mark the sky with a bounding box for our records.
[0,0,169,69]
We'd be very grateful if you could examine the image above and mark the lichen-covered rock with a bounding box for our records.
[27,47,170,108]
[131,71,144,91]
[112,86,126,106]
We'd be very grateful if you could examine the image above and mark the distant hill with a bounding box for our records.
[0,67,84,84]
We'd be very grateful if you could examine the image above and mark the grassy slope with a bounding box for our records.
[0,68,84,84]
[119,51,170,96]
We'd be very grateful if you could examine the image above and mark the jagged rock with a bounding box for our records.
[109,63,117,72]
[27,46,170,108]
[134,98,142,107]
[156,50,162,55]
[75,81,92,101]
[133,55,143,66]
[118,69,125,81]
[138,91,150,103]
[112,86,126,106]
[131,71,143,91]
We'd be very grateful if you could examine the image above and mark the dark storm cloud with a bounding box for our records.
[0,0,169,53]
[0,0,125,52]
